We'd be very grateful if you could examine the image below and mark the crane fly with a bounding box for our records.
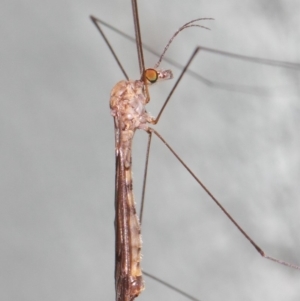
[91,0,300,300]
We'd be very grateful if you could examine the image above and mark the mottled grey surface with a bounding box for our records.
[1,0,300,300]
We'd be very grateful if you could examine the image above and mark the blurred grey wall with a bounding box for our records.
[1,1,300,300]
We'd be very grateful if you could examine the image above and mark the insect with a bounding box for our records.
[90,0,300,300]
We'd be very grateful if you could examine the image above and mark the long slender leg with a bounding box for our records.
[152,46,300,125]
[146,127,300,270]
[90,15,129,80]
[143,271,202,301]
[139,131,152,225]
[152,47,201,124]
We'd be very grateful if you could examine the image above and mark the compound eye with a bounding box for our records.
[144,68,158,84]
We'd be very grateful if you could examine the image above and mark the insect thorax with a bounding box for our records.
[110,80,153,132]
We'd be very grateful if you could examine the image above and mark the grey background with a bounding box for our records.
[1,0,300,300]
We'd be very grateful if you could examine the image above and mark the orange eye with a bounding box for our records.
[144,69,158,84]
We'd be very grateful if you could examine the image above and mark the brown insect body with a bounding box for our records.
[111,79,152,301]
